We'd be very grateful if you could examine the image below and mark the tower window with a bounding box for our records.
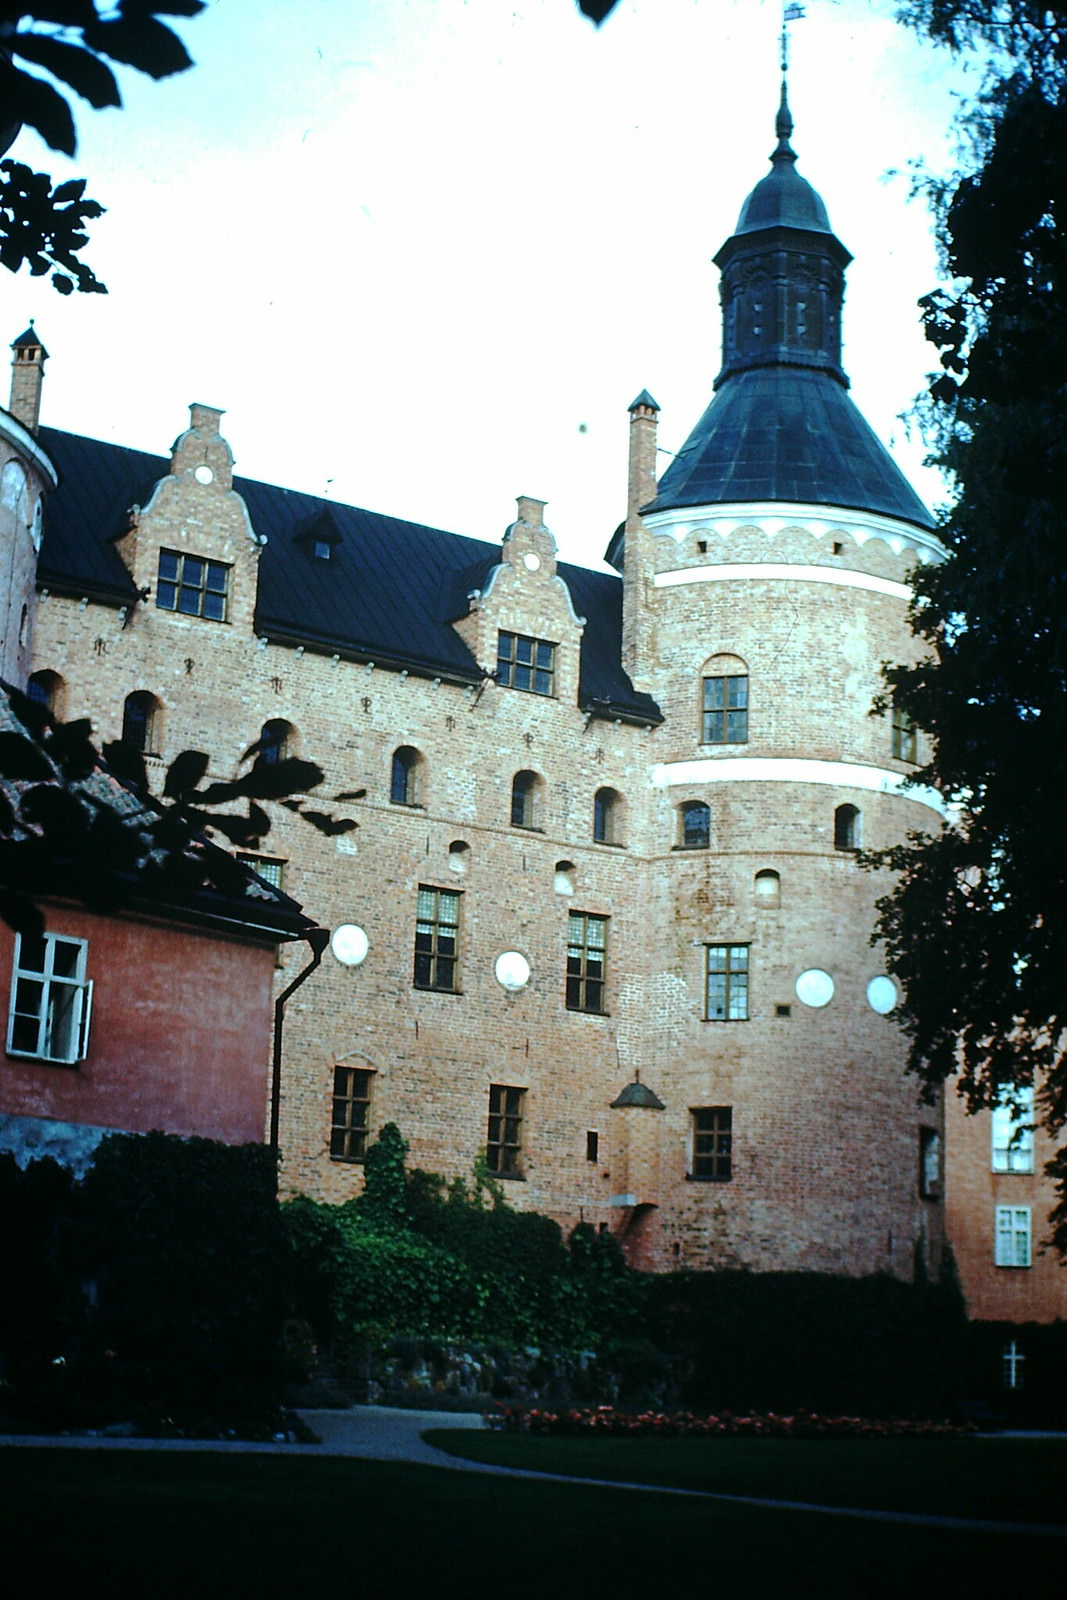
[702,674,748,744]
[391,745,422,806]
[834,804,860,851]
[919,1128,941,1199]
[892,703,918,763]
[705,944,749,1021]
[593,787,622,845]
[156,549,230,621]
[690,1107,733,1181]
[510,770,540,829]
[26,670,63,715]
[679,801,710,849]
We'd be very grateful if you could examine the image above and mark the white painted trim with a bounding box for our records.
[651,755,946,816]
[653,563,911,601]
[642,500,945,565]
[0,410,58,489]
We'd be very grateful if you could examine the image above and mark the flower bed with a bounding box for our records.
[486,1404,973,1439]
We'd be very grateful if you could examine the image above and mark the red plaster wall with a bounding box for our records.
[0,905,278,1145]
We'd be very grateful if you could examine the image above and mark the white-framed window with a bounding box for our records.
[991,1086,1035,1173]
[7,932,93,1065]
[994,1205,1032,1268]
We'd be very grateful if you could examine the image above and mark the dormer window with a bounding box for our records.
[314,540,331,561]
[497,631,555,696]
[156,550,229,622]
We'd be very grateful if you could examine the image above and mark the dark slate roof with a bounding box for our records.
[610,1076,665,1109]
[644,367,935,529]
[36,428,661,726]
[734,85,834,238]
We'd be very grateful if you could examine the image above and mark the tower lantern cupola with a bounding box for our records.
[714,82,851,389]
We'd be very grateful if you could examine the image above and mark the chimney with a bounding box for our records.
[621,390,659,684]
[626,389,659,525]
[9,324,48,433]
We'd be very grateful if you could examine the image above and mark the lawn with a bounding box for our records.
[426,1427,1067,1525]
[0,1440,1062,1600]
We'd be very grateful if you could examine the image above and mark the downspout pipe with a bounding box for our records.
[270,925,330,1151]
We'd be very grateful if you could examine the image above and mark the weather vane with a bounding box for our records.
[781,2,805,76]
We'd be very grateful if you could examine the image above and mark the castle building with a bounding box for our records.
[2,88,1058,1307]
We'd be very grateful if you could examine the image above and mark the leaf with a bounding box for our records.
[163,748,210,798]
[7,68,77,154]
[100,738,148,790]
[82,15,194,79]
[333,788,367,801]
[0,731,56,781]
[0,887,44,939]
[10,34,122,110]
[300,811,359,837]
[119,1,205,15]
[18,783,89,841]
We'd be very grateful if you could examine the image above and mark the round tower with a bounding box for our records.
[618,89,945,1278]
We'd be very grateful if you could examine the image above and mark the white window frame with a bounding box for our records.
[991,1087,1035,1173]
[994,1205,1031,1268]
[7,932,93,1065]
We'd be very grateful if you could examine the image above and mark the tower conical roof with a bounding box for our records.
[644,89,933,531]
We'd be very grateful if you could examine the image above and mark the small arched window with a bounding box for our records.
[27,669,63,716]
[834,804,860,851]
[390,745,422,806]
[679,801,710,849]
[259,719,293,765]
[510,770,542,829]
[122,691,160,755]
[554,859,576,896]
[593,787,622,846]
[754,869,781,907]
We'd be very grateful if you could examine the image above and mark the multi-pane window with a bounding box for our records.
[994,1205,1032,1268]
[680,801,710,849]
[497,631,556,696]
[7,932,93,1065]
[566,911,608,1014]
[919,1127,941,1198]
[414,885,460,992]
[330,1065,373,1162]
[892,703,918,763]
[991,1087,1035,1173]
[236,852,285,890]
[156,549,229,621]
[705,944,749,1021]
[691,1107,733,1180]
[391,746,420,806]
[259,719,291,765]
[702,674,748,743]
[486,1084,525,1177]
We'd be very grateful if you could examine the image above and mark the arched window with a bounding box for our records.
[510,770,541,829]
[27,669,63,715]
[701,652,748,745]
[554,859,576,896]
[259,718,293,765]
[122,691,160,755]
[834,804,860,851]
[593,787,622,845]
[754,869,781,907]
[390,745,422,806]
[679,800,710,849]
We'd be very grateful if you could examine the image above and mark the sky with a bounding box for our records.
[3,0,973,572]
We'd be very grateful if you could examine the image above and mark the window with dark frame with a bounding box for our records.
[414,885,460,992]
[7,932,93,1065]
[586,1130,599,1163]
[259,719,290,765]
[680,800,710,849]
[487,1084,525,1177]
[391,746,420,806]
[330,1065,373,1162]
[919,1127,941,1198]
[511,770,538,828]
[566,911,608,1014]
[156,549,230,621]
[496,631,556,696]
[593,787,620,845]
[121,691,159,755]
[705,944,749,1021]
[27,670,61,713]
[834,803,860,851]
[892,703,918,762]
[691,1107,733,1180]
[702,674,748,743]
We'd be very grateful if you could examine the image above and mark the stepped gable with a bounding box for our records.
[36,427,660,726]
